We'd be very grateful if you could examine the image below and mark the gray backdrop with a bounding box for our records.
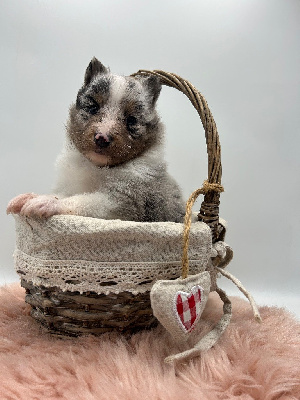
[1,0,299,317]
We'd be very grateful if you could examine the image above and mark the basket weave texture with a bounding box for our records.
[15,70,225,336]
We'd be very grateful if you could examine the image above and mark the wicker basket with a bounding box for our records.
[14,70,226,337]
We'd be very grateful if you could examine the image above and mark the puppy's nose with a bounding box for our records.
[94,132,112,148]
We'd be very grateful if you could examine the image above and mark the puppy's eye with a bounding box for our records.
[126,115,141,139]
[84,96,100,115]
[127,116,137,126]
[86,104,99,115]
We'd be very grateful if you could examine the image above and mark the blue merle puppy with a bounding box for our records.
[7,58,185,222]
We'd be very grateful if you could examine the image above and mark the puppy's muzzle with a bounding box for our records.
[94,132,113,149]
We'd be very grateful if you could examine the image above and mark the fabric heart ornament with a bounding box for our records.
[150,271,211,343]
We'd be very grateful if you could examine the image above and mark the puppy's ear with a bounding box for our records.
[142,75,162,106]
[84,57,108,86]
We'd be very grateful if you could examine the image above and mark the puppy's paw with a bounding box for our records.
[7,193,38,214]
[20,195,69,219]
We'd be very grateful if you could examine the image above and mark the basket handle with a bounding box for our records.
[131,70,223,242]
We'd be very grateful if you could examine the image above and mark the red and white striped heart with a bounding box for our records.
[150,271,211,342]
[175,285,204,333]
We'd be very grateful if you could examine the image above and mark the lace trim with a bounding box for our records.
[14,249,208,295]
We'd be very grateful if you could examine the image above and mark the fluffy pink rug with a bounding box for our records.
[0,283,299,400]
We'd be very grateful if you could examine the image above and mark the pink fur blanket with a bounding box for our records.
[0,283,299,400]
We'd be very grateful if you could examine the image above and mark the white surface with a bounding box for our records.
[0,1,299,318]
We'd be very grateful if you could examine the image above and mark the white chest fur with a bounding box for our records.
[53,142,165,198]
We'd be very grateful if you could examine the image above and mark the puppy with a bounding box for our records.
[7,58,185,222]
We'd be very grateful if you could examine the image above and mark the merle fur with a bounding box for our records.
[52,58,185,222]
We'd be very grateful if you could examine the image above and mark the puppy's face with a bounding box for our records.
[67,58,162,167]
